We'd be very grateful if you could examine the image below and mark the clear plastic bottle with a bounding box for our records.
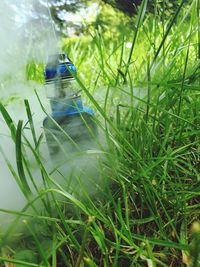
[43,53,97,158]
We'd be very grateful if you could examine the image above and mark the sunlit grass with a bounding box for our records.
[0,0,200,266]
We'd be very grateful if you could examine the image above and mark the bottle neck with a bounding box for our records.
[45,77,81,100]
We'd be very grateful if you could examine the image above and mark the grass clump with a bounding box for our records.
[0,0,200,266]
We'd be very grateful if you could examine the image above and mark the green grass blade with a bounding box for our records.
[16,120,32,195]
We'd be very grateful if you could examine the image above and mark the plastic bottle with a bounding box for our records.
[43,53,97,158]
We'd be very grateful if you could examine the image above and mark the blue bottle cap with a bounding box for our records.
[44,53,76,83]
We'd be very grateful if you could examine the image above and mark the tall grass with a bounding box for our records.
[0,0,200,266]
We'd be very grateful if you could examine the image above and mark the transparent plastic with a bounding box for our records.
[45,77,80,99]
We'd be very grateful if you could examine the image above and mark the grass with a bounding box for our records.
[0,0,200,266]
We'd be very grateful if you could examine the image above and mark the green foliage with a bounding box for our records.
[1,0,200,266]
[90,2,131,36]
[49,0,190,34]
[102,0,189,17]
[26,62,44,83]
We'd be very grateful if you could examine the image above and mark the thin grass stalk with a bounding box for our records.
[177,37,191,117]
[161,0,166,71]
[198,0,200,62]
[153,0,158,55]
[0,103,33,196]
[151,0,186,69]
[115,34,125,85]
[23,220,50,266]
[124,0,148,79]
[0,257,44,267]
[24,99,37,148]
[53,200,81,252]
[51,227,57,267]
[145,57,151,122]
[0,102,16,140]
[75,216,95,267]
[16,120,32,195]
[0,208,84,225]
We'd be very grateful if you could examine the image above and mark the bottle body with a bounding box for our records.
[42,53,103,199]
[43,97,97,159]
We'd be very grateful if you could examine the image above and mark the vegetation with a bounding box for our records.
[49,0,185,32]
[0,0,200,266]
